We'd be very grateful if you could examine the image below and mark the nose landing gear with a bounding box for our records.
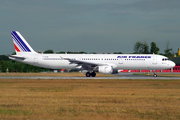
[153,74,157,77]
[153,70,157,77]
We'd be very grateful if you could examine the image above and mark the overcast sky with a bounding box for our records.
[1,0,180,54]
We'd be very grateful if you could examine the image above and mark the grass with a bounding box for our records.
[0,78,180,119]
[0,109,31,116]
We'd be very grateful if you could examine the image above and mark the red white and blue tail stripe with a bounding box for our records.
[11,31,36,54]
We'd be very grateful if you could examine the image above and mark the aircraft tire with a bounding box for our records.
[91,72,96,77]
[86,72,91,77]
[153,74,157,77]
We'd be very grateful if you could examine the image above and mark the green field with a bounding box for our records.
[0,76,180,119]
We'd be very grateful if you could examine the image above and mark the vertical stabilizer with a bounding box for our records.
[11,31,36,55]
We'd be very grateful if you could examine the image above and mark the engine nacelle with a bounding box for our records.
[98,66,113,74]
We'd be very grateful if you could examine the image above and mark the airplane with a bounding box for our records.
[8,31,175,77]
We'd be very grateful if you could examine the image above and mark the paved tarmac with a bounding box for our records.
[0,73,180,80]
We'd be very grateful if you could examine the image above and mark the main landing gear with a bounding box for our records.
[86,71,96,77]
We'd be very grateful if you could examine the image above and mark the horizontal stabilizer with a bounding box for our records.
[7,55,26,60]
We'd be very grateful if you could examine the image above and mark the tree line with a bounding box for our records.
[0,56,51,73]
[44,42,174,57]
[0,41,175,73]
[133,41,174,58]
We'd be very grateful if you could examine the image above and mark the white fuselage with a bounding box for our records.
[12,53,175,71]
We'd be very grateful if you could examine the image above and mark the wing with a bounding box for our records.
[62,57,107,70]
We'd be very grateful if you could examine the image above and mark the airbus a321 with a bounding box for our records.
[8,31,175,77]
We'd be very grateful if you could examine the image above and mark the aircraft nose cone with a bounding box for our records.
[170,61,176,68]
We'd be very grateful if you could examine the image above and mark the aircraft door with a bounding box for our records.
[34,55,38,64]
[118,58,123,64]
[152,56,157,64]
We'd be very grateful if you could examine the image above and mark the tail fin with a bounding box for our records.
[11,31,36,55]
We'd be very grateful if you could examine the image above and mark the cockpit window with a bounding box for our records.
[162,58,170,61]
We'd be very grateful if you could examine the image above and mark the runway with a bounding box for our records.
[0,73,180,80]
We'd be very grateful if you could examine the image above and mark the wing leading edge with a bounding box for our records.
[61,56,107,70]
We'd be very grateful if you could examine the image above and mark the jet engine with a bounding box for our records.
[98,66,113,74]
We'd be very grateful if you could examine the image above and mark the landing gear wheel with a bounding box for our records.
[153,74,157,77]
[153,70,157,77]
[86,72,91,77]
[91,72,96,77]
